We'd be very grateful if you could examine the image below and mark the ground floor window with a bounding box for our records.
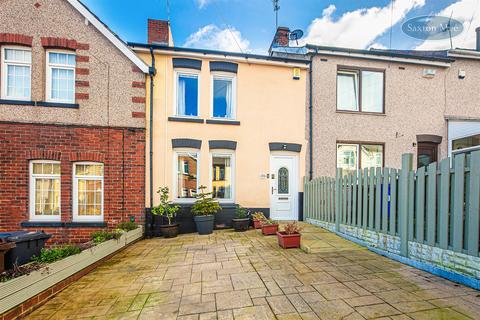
[29,161,61,221]
[211,153,234,201]
[175,152,198,200]
[337,142,384,175]
[73,162,104,221]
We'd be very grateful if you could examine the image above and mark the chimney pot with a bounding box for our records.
[476,27,480,51]
[273,27,290,47]
[148,19,169,45]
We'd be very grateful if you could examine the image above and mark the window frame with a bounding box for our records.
[29,160,61,222]
[209,151,235,203]
[173,69,200,118]
[210,72,237,120]
[45,50,76,104]
[336,141,385,172]
[1,46,32,101]
[173,150,200,203]
[336,65,385,114]
[72,162,104,222]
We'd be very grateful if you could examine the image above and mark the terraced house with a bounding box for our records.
[271,27,480,178]
[130,21,308,232]
[0,0,149,243]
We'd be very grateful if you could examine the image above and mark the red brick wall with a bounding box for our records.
[148,19,169,45]
[0,122,145,244]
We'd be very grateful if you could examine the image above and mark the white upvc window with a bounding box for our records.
[174,70,200,117]
[73,162,104,222]
[29,161,61,221]
[46,51,76,103]
[1,47,32,100]
[211,73,236,119]
[210,151,235,203]
[174,151,199,202]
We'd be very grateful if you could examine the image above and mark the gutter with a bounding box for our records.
[148,47,156,208]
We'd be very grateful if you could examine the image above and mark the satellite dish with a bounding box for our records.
[288,29,304,45]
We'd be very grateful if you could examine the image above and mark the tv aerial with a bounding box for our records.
[289,29,304,45]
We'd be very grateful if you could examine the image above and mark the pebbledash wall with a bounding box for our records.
[0,0,148,243]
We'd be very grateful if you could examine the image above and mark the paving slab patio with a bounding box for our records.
[25,223,480,319]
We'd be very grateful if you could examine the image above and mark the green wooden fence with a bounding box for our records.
[304,152,480,258]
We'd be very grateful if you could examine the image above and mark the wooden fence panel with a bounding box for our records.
[363,168,368,230]
[408,171,415,242]
[415,166,426,243]
[375,167,382,231]
[382,168,389,233]
[467,151,480,256]
[369,167,375,230]
[452,154,465,252]
[439,158,450,249]
[426,162,437,246]
[390,169,397,235]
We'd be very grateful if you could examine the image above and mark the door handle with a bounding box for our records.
[271,187,277,195]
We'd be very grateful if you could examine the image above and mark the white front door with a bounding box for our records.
[270,155,298,221]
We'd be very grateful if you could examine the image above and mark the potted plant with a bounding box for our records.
[232,206,250,232]
[191,186,221,235]
[151,187,180,238]
[252,212,266,229]
[261,219,279,236]
[277,222,303,249]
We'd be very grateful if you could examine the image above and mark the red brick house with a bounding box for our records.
[0,0,150,243]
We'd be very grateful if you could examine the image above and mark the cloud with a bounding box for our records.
[184,24,250,52]
[303,0,425,49]
[368,42,388,50]
[196,0,213,9]
[415,0,480,50]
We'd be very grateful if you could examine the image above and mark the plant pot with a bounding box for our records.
[261,224,278,236]
[159,223,179,238]
[232,218,249,232]
[277,232,301,249]
[194,215,215,235]
[253,220,263,229]
[145,211,154,238]
[152,215,163,237]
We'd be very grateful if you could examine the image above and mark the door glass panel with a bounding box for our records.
[278,167,289,194]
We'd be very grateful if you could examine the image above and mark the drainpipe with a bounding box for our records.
[308,50,317,181]
[148,47,156,208]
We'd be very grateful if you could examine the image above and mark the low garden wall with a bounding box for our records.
[0,226,143,320]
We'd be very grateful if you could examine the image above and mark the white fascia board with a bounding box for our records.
[67,0,149,73]
[309,48,451,68]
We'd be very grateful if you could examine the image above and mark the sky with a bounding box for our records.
[82,0,480,54]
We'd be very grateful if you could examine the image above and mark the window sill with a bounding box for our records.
[21,221,106,228]
[206,119,240,125]
[336,110,385,116]
[37,101,79,109]
[168,116,204,123]
[0,99,35,106]
[0,100,79,109]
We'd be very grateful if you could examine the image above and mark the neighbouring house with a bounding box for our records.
[271,27,480,178]
[0,0,149,243]
[130,20,308,232]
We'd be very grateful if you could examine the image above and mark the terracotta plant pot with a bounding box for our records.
[159,223,179,238]
[232,218,249,232]
[261,224,278,236]
[277,232,301,249]
[253,220,263,229]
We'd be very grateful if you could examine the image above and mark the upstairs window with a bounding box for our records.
[1,47,32,100]
[46,51,76,103]
[176,71,199,117]
[29,161,61,221]
[212,74,235,119]
[337,68,384,113]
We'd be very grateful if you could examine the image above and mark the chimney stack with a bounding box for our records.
[148,19,170,45]
[273,27,290,47]
[476,27,480,51]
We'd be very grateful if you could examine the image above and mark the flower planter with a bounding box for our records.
[261,224,279,236]
[159,224,179,238]
[232,218,249,232]
[0,227,143,317]
[253,220,263,229]
[277,232,301,249]
[194,215,215,235]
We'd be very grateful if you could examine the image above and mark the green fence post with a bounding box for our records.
[335,168,342,231]
[399,153,413,257]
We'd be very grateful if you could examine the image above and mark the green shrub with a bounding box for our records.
[31,245,81,264]
[191,186,221,217]
[235,205,249,219]
[117,221,138,232]
[151,186,179,224]
[91,230,122,244]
